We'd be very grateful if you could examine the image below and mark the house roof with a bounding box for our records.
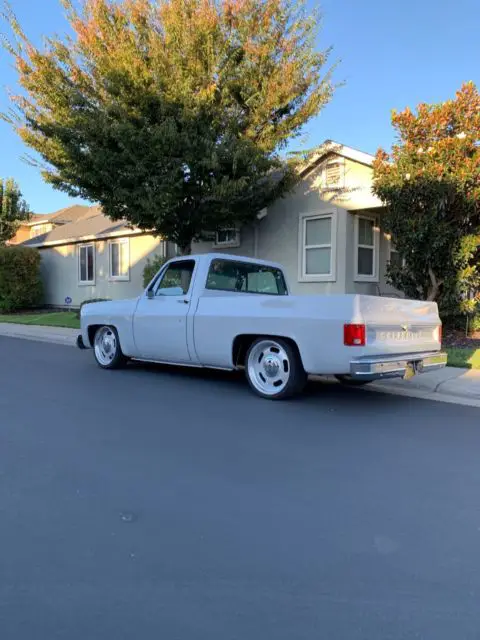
[22,205,93,227]
[299,140,376,176]
[21,206,141,248]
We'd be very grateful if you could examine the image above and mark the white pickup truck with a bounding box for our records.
[78,252,447,399]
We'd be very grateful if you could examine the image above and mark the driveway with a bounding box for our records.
[1,337,480,640]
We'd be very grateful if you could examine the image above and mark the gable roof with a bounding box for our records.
[22,205,93,227]
[21,206,142,248]
[299,140,376,177]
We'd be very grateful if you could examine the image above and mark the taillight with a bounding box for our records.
[434,325,442,343]
[344,324,366,346]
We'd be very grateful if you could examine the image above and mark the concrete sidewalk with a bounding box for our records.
[0,323,78,347]
[1,322,479,407]
[370,366,480,407]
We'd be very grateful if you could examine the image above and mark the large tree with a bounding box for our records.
[0,178,30,244]
[3,0,335,253]
[373,82,480,310]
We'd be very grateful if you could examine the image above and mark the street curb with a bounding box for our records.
[367,382,480,409]
[0,330,77,347]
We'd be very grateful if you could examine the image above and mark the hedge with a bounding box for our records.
[0,245,43,312]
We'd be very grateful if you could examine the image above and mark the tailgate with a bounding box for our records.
[356,296,442,355]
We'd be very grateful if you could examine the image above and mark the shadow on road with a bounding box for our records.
[125,358,409,411]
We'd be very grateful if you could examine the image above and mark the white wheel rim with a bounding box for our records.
[247,340,291,396]
[94,327,117,366]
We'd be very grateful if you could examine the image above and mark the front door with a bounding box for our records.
[133,259,196,362]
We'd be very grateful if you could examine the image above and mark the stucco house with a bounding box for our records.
[193,140,401,296]
[15,140,401,307]
[13,205,174,307]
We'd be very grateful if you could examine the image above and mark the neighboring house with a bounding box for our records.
[19,206,174,308]
[10,205,96,245]
[17,139,401,307]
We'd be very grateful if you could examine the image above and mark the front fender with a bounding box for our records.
[80,298,139,355]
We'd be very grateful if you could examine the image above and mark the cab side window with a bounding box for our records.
[155,260,195,296]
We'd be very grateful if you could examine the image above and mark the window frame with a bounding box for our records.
[108,237,130,282]
[153,259,196,297]
[205,258,288,296]
[354,214,379,283]
[298,211,337,283]
[30,223,51,238]
[213,227,240,249]
[78,243,95,286]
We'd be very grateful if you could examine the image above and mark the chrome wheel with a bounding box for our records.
[94,326,118,366]
[247,339,291,397]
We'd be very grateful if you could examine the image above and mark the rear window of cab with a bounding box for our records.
[206,259,287,296]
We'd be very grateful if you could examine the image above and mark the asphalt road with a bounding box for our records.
[1,337,480,640]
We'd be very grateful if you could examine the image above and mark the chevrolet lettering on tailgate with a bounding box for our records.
[379,330,421,341]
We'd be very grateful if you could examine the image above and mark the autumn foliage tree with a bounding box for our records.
[373,82,480,315]
[3,0,335,253]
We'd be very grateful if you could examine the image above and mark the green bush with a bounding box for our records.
[77,298,111,318]
[469,314,480,334]
[0,245,43,312]
[143,254,167,288]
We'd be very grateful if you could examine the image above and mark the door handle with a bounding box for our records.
[177,299,189,304]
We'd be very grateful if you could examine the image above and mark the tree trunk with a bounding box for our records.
[426,266,442,301]
[178,243,192,256]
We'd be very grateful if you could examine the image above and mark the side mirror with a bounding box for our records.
[146,289,154,299]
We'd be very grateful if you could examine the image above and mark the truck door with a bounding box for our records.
[133,259,196,362]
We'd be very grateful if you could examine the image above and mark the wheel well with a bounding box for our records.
[87,324,101,346]
[232,334,302,368]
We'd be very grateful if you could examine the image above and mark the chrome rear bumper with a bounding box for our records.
[350,351,447,381]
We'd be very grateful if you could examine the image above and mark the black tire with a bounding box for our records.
[93,325,127,370]
[335,375,371,387]
[245,337,307,400]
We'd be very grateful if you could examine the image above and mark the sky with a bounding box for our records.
[0,0,478,213]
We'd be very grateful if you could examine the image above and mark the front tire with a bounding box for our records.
[93,326,126,369]
[245,338,307,400]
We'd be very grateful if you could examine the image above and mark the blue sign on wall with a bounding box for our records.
[65,296,72,305]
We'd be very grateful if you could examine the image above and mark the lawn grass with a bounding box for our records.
[0,311,80,330]
[446,347,480,370]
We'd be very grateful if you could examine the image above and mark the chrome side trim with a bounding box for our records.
[131,358,233,371]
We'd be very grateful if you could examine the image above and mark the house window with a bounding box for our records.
[214,228,240,248]
[109,238,130,280]
[299,212,336,282]
[78,244,95,285]
[30,223,50,238]
[354,215,379,282]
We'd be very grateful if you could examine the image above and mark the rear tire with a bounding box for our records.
[93,326,126,369]
[245,337,307,400]
[335,375,371,387]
